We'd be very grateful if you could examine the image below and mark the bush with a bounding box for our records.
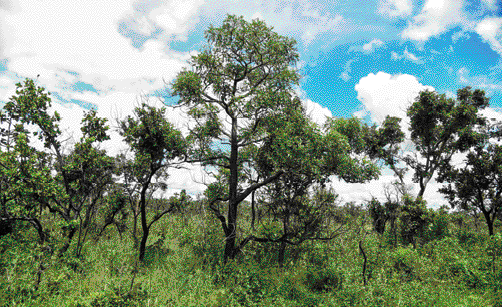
[390,246,421,281]
[302,264,343,292]
[422,206,450,243]
[276,271,318,306]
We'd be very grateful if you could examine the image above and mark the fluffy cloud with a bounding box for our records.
[401,0,466,42]
[0,1,196,98]
[475,17,502,56]
[354,71,434,125]
[294,86,333,127]
[377,0,413,18]
[303,98,333,127]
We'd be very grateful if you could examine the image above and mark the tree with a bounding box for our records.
[368,198,388,235]
[55,109,117,257]
[96,183,129,241]
[0,78,116,289]
[119,102,187,261]
[405,87,489,198]
[438,142,502,236]
[256,184,342,267]
[171,14,301,262]
[252,100,387,266]
[364,116,407,195]
[398,195,431,247]
[113,152,144,248]
[1,79,116,257]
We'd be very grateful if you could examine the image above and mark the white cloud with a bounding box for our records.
[329,165,453,209]
[475,17,502,56]
[377,0,413,18]
[349,39,385,54]
[149,0,204,41]
[401,0,466,42]
[0,3,196,104]
[390,47,424,64]
[294,86,333,127]
[303,98,333,127]
[355,72,434,125]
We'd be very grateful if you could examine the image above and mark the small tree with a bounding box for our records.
[0,78,116,289]
[1,79,116,256]
[252,104,386,266]
[368,198,388,235]
[398,195,431,248]
[119,102,187,261]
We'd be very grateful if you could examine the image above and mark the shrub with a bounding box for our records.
[422,206,450,243]
[390,246,421,281]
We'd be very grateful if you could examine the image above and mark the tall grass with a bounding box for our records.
[1,207,501,306]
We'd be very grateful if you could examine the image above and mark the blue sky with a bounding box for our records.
[0,0,501,207]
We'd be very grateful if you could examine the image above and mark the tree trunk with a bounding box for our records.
[59,225,77,256]
[278,211,290,268]
[251,190,256,230]
[224,117,239,263]
[278,240,287,269]
[482,209,495,236]
[224,201,238,263]
[139,226,149,262]
[138,179,152,262]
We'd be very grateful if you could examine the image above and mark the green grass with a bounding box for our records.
[1,210,501,306]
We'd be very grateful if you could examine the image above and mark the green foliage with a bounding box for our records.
[120,103,186,165]
[398,195,431,246]
[390,246,421,281]
[423,206,451,243]
[368,198,388,234]
[87,284,148,307]
[439,141,502,236]
[4,78,62,150]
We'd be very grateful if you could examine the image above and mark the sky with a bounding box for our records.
[0,0,501,209]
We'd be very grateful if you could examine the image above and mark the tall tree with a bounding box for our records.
[405,87,489,198]
[171,14,301,262]
[119,102,186,261]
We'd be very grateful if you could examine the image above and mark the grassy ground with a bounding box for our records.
[1,209,501,306]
